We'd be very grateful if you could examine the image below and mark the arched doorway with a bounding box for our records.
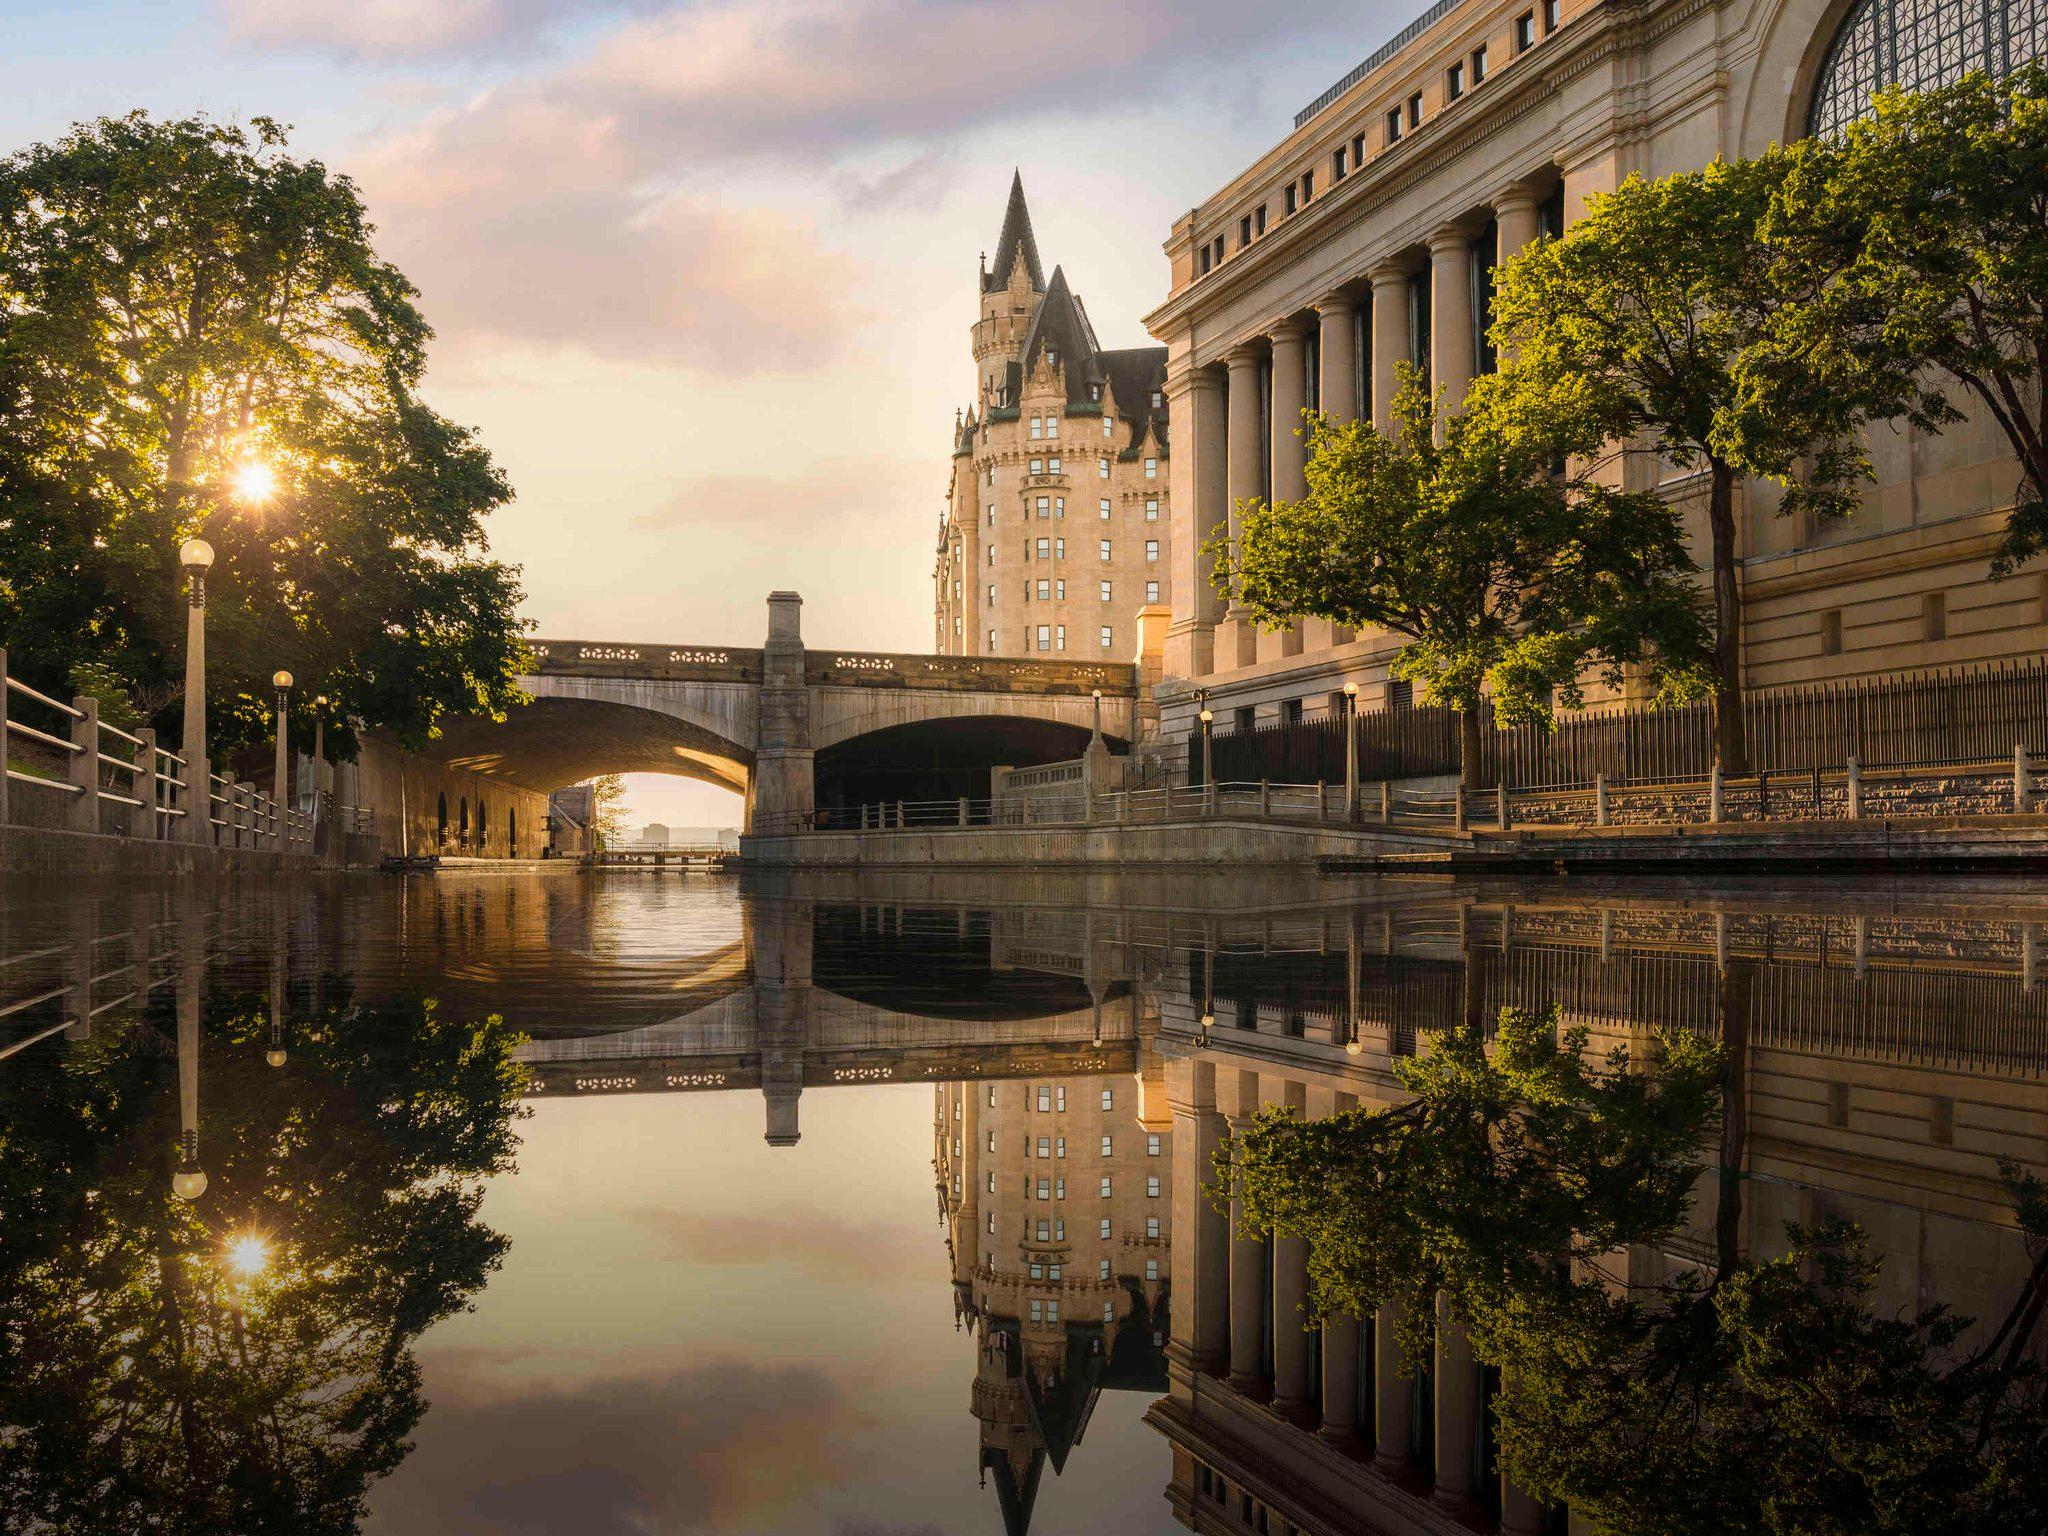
[478,798,489,851]
[459,797,469,847]
[508,806,518,857]
[437,792,448,849]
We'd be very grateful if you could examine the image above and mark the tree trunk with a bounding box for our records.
[1707,461,1749,777]
[1713,959,1753,1281]
[1459,707,1483,791]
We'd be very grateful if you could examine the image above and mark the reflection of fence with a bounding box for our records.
[1,647,312,852]
[1190,658,2048,789]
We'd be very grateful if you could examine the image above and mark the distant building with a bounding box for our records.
[934,174,1172,662]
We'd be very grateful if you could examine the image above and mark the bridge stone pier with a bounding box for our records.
[437,592,1143,833]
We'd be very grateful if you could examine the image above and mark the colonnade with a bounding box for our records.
[1167,1053,1548,1533]
[1168,179,1554,682]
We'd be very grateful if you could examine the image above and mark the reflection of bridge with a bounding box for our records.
[424,592,1140,832]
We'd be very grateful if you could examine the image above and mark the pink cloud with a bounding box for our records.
[215,0,642,61]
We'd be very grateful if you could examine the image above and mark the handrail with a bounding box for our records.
[3,675,84,719]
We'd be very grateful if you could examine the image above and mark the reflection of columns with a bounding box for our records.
[1226,1092,1265,1393]
[1267,1076,1311,1417]
[752,894,813,1146]
[1372,1301,1412,1472]
[1167,1058,1230,1374]
[1222,345,1266,669]
[1316,298,1359,425]
[1165,366,1228,680]
[1429,229,1476,417]
[1502,1478,1547,1535]
[1320,1313,1362,1444]
[1433,1294,1479,1514]
[1370,263,1411,431]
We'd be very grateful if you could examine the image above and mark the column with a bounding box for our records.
[1370,262,1410,432]
[1433,1294,1479,1514]
[1167,1058,1231,1375]
[1429,227,1476,417]
[1315,298,1359,425]
[1495,185,1543,263]
[1262,321,1311,663]
[1372,1300,1412,1472]
[1271,1231,1312,1420]
[749,591,813,834]
[1165,366,1228,681]
[1222,344,1266,670]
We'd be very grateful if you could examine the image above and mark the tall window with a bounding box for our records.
[1810,0,2046,136]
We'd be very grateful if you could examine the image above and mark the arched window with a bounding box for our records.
[509,806,519,857]
[437,792,448,845]
[459,797,469,844]
[1810,0,2047,136]
[477,799,488,846]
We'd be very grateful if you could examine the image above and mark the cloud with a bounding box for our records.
[374,1361,860,1535]
[628,458,935,532]
[215,0,648,61]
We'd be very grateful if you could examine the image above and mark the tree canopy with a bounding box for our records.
[1213,368,1713,781]
[0,111,529,757]
[1489,154,1876,775]
[1750,63,2048,574]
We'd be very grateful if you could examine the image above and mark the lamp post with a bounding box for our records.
[1198,707,1215,815]
[270,670,293,850]
[179,539,215,845]
[1343,681,1360,821]
[309,694,328,843]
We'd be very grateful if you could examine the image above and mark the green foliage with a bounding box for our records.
[0,984,528,1532]
[1227,1004,2048,1536]
[67,659,143,733]
[1210,369,1713,757]
[0,112,530,757]
[1750,64,2048,574]
[588,773,629,844]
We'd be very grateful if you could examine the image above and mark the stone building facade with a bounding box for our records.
[1143,0,2048,739]
[934,176,1172,663]
[936,1048,1172,1533]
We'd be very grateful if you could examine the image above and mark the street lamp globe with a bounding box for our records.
[272,669,293,691]
[172,1161,208,1201]
[179,537,214,571]
[266,1046,288,1068]
[1198,709,1213,724]
[1343,682,1359,699]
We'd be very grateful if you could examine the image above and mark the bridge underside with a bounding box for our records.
[427,696,751,797]
[815,716,1119,813]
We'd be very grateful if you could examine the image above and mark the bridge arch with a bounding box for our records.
[814,713,1125,812]
[425,693,754,799]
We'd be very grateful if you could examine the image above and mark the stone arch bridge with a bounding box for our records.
[428,592,1142,831]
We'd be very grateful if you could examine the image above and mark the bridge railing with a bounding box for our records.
[804,651,1138,696]
[527,639,765,682]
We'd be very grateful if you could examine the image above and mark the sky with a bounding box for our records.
[2,0,1420,825]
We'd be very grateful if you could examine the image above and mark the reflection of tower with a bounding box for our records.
[753,896,811,1147]
[937,1045,1172,1534]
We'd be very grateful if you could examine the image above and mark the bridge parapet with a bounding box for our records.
[805,650,1138,697]
[529,639,764,683]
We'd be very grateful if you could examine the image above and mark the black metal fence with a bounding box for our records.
[1188,657,2048,789]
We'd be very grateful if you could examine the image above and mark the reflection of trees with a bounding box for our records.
[1233,1005,2048,1536]
[0,985,527,1534]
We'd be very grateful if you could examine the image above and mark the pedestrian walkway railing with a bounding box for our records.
[747,750,2048,840]
[0,646,312,853]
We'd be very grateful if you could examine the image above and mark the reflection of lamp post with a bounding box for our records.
[1342,681,1360,821]
[266,910,288,1067]
[179,539,214,845]
[271,670,292,850]
[172,917,207,1201]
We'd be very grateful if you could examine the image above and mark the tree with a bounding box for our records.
[1490,155,1875,776]
[1213,368,1713,785]
[588,773,629,845]
[0,983,528,1533]
[0,112,530,758]
[1228,1007,2048,1536]
[1750,64,2048,574]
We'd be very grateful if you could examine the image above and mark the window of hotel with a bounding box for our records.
[986,584,994,603]
[1147,1134,1161,1156]
[1821,609,1844,655]
[1035,495,1049,517]
[1029,1262,1043,1280]
[986,544,995,566]
[1035,1218,1050,1239]
[1515,9,1535,48]
[986,1210,995,1232]
[1145,1258,1159,1279]
[1101,1135,1113,1155]
[1029,457,1043,475]
[1146,580,1160,602]
[986,629,996,651]
[1036,579,1049,600]
[1100,1217,1112,1237]
[1146,1219,1160,1239]
[1048,1264,1061,1281]
[1055,1177,1065,1198]
[1048,456,1061,473]
[1098,457,1111,479]
[1056,624,1066,650]
[1100,626,1113,650]
[1030,1299,1043,1323]
[1386,107,1403,143]
[1144,456,1158,478]
[1144,498,1158,519]
[1924,591,1946,641]
[1045,414,1058,436]
[1100,1260,1112,1280]
[1100,539,1112,561]
[1152,390,1164,407]
[1100,498,1112,519]
[1472,43,1488,81]
[1102,416,1113,438]
[1100,1176,1112,1197]
[1029,416,1042,439]
[1543,0,1558,28]
[1036,624,1051,651]
[1035,1178,1049,1199]
[1035,538,1049,558]
[1055,537,1065,558]
[1056,579,1066,599]
[1100,580,1113,602]
[1146,1175,1160,1197]
[1447,60,1465,99]
[986,504,995,525]
[1408,91,1423,127]
[1101,1088,1114,1109]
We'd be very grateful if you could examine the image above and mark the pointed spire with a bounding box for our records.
[984,170,1046,295]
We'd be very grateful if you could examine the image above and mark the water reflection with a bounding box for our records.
[0,870,2043,1534]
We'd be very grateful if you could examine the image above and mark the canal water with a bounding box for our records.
[1,867,2043,1535]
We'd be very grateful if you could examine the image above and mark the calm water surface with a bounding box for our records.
[2,867,2043,1534]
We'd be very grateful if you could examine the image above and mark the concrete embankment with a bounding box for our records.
[742,813,2048,871]
[1,824,325,878]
